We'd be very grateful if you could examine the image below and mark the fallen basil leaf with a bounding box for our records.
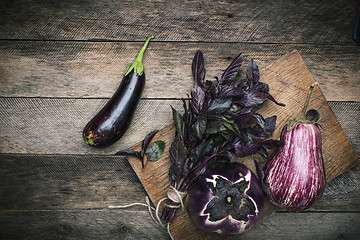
[115,149,144,169]
[114,149,142,159]
[141,130,159,155]
[145,140,166,161]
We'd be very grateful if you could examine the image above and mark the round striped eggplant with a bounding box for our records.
[186,162,264,234]
[264,84,326,212]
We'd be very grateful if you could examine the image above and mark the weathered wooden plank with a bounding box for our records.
[0,99,359,156]
[233,212,360,240]
[0,209,169,240]
[0,99,182,155]
[0,154,145,210]
[1,41,359,101]
[0,0,357,45]
[0,153,358,212]
[0,210,359,240]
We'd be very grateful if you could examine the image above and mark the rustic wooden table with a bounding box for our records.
[1,0,359,239]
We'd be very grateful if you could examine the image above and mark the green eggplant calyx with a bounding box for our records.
[125,36,154,77]
[83,131,96,146]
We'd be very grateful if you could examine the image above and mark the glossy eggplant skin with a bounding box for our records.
[187,162,264,234]
[83,70,144,147]
[264,123,326,212]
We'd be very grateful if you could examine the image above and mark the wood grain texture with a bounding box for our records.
[0,210,358,240]
[0,98,359,156]
[0,0,357,45]
[0,209,169,240]
[0,152,358,239]
[0,0,359,239]
[0,154,147,210]
[126,51,358,239]
[0,98,182,154]
[0,153,358,212]
[1,41,359,101]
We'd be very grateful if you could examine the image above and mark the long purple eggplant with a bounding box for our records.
[264,84,326,212]
[83,36,153,147]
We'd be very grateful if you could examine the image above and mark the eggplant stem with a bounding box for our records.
[299,82,318,120]
[289,82,318,129]
[125,36,154,76]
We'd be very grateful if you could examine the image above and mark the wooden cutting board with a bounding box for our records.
[126,50,358,240]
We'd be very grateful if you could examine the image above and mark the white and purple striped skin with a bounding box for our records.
[264,123,326,212]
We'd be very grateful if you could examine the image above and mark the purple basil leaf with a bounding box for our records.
[114,149,142,159]
[266,92,286,106]
[145,140,165,162]
[190,138,216,165]
[182,98,190,128]
[169,136,187,163]
[251,116,277,140]
[252,156,271,194]
[252,156,264,182]
[220,53,243,83]
[254,81,285,106]
[207,98,232,114]
[190,85,207,115]
[205,119,226,134]
[141,130,159,155]
[237,107,253,115]
[237,76,247,89]
[246,60,260,89]
[192,117,207,139]
[254,82,269,93]
[192,51,206,87]
[172,106,185,141]
[239,128,253,142]
[235,113,257,129]
[235,113,264,129]
[218,86,245,98]
[234,90,268,107]
[234,140,261,158]
[261,139,284,150]
[258,146,269,159]
[264,116,277,134]
[168,167,178,182]
[115,149,143,169]
[223,150,234,163]
[169,136,188,182]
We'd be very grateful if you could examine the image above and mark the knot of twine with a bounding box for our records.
[155,186,186,228]
[108,186,186,240]
[163,185,187,209]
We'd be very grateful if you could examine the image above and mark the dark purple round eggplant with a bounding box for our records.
[83,36,153,147]
[186,162,264,234]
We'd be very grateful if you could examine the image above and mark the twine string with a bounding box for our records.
[108,186,187,240]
